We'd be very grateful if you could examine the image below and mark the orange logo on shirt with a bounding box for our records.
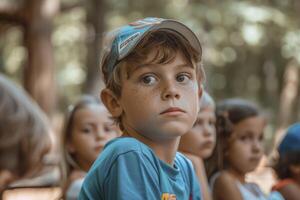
[161,193,176,200]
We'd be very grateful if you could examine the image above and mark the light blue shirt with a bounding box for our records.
[268,191,285,200]
[79,137,201,200]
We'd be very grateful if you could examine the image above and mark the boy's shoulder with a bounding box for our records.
[86,137,157,182]
[91,137,155,171]
[92,138,194,176]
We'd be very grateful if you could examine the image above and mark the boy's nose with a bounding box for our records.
[162,91,180,100]
[161,81,180,100]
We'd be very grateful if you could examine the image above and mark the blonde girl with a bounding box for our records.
[179,91,216,200]
[60,95,119,200]
[0,74,54,193]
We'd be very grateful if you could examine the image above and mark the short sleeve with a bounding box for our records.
[103,150,161,200]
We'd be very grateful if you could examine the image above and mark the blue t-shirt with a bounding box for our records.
[78,137,202,200]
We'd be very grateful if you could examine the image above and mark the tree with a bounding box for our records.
[83,0,106,96]
[0,0,59,115]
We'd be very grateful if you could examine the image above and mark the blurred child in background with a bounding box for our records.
[179,91,216,200]
[270,123,300,200]
[60,95,119,200]
[0,74,58,198]
[209,98,267,200]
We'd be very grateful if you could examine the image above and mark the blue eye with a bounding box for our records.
[141,75,157,85]
[176,73,190,83]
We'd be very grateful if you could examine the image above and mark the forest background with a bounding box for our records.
[0,0,299,152]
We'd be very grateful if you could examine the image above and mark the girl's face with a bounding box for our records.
[68,104,119,170]
[179,106,216,158]
[226,116,265,175]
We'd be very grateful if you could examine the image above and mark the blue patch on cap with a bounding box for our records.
[106,18,164,75]
[278,123,300,155]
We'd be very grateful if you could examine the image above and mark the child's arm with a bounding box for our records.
[65,170,85,200]
[277,183,300,200]
[66,170,85,190]
[184,153,212,200]
[213,171,244,200]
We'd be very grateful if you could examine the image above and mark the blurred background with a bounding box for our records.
[0,0,299,152]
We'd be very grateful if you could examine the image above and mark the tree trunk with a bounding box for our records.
[23,0,59,115]
[83,0,106,96]
[274,59,299,145]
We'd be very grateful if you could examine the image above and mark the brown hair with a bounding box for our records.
[0,74,52,179]
[101,30,205,128]
[273,151,300,180]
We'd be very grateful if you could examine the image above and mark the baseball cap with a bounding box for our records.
[101,17,202,77]
[278,123,300,155]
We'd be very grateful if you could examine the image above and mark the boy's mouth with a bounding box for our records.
[160,107,185,115]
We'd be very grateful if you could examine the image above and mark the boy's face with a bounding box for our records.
[117,50,201,142]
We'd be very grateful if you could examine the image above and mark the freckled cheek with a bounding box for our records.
[183,85,199,115]
[185,82,199,97]
[123,88,159,119]
[133,91,160,105]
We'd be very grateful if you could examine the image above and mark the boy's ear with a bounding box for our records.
[197,85,203,113]
[100,89,123,118]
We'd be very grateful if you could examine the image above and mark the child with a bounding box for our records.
[179,91,216,200]
[0,74,58,197]
[60,96,119,200]
[79,17,204,199]
[270,123,300,200]
[209,98,267,200]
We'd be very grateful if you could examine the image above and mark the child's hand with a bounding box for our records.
[65,170,86,190]
[69,170,86,183]
[0,170,16,193]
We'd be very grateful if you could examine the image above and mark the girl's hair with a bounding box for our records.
[60,95,100,189]
[206,98,261,178]
[0,74,52,178]
[273,151,300,179]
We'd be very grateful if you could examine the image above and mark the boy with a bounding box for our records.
[271,123,300,200]
[79,17,204,200]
